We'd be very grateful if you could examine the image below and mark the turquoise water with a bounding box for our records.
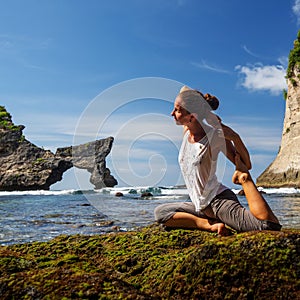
[0,187,299,245]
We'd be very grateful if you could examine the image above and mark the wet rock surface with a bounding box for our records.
[0,225,299,299]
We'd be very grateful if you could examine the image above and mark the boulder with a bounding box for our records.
[115,192,124,197]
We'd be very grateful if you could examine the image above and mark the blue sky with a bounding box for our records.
[0,0,299,190]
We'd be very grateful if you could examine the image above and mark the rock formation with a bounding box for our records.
[256,31,300,188]
[0,106,117,191]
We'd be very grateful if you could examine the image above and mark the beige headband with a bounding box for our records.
[179,85,191,93]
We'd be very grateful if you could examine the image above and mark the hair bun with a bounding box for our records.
[204,93,219,111]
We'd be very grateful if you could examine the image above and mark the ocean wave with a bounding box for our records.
[100,185,300,197]
[96,186,189,197]
[0,189,79,196]
[233,187,300,195]
[259,187,300,194]
[1,185,299,198]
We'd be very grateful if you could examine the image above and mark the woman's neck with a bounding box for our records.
[186,122,208,143]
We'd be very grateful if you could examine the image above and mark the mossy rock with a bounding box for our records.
[0,225,299,299]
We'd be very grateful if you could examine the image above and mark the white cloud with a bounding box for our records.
[235,64,287,95]
[242,45,260,58]
[191,60,231,74]
[293,0,300,24]
[278,56,289,68]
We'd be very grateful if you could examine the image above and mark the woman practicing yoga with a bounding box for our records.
[154,86,281,236]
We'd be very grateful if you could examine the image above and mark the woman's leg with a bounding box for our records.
[232,154,279,224]
[164,212,230,236]
[154,202,230,236]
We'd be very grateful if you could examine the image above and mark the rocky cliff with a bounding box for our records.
[256,31,300,187]
[0,106,117,191]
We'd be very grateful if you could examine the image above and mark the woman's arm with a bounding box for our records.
[222,139,236,165]
[221,123,252,170]
[206,111,252,170]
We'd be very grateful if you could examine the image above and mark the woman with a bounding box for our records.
[154,87,281,236]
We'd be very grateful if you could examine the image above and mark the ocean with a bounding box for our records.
[0,186,299,245]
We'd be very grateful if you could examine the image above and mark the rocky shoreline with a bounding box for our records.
[0,224,299,299]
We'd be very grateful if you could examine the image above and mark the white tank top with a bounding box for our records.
[179,128,227,211]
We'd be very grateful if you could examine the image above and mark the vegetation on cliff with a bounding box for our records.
[0,106,22,131]
[0,225,299,299]
[287,30,300,82]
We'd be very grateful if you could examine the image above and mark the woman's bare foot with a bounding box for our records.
[211,223,231,236]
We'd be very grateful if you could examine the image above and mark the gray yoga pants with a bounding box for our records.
[154,189,281,232]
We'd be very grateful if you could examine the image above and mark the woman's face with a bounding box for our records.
[171,95,190,125]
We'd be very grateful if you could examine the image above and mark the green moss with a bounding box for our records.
[0,106,20,131]
[283,89,288,100]
[0,106,11,117]
[0,226,299,299]
[0,111,11,120]
[287,30,300,79]
[290,77,297,87]
[18,134,25,143]
[32,158,47,166]
[0,107,12,124]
